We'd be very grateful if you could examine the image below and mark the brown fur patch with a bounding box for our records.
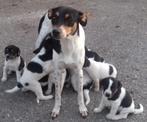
[62,23,78,36]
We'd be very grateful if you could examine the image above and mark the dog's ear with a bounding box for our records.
[17,48,20,56]
[33,48,40,54]
[48,9,53,19]
[117,80,122,89]
[78,12,88,26]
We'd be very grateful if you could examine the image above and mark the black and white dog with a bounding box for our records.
[5,34,62,103]
[84,58,117,92]
[45,6,88,118]
[94,77,144,120]
[1,45,25,82]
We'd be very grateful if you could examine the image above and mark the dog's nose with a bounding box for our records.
[17,82,23,88]
[105,93,110,97]
[52,29,60,37]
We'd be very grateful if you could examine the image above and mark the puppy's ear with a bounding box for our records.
[17,49,20,56]
[48,9,53,19]
[33,48,40,54]
[117,81,122,89]
[78,12,88,26]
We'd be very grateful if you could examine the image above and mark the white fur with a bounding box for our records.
[1,56,25,82]
[35,13,52,49]
[84,59,117,91]
[94,84,144,120]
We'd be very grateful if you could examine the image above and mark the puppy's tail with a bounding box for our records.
[5,86,20,93]
[134,104,144,114]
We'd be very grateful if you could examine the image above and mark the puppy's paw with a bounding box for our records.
[94,107,102,113]
[79,105,88,118]
[106,114,114,120]
[1,77,7,82]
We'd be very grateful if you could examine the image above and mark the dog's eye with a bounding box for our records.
[25,83,29,86]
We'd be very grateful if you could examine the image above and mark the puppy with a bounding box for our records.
[84,58,117,92]
[1,45,25,82]
[5,34,64,103]
[47,6,88,118]
[94,77,144,120]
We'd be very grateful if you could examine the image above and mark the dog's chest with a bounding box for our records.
[5,59,20,70]
[58,37,84,66]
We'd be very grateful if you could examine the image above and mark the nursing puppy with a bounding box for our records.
[1,45,25,82]
[5,34,65,103]
[47,6,88,118]
[94,77,144,120]
[84,58,117,92]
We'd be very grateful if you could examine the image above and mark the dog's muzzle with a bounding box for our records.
[17,82,23,89]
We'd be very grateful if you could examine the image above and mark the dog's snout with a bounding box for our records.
[17,82,23,88]
[105,93,111,98]
[52,29,60,37]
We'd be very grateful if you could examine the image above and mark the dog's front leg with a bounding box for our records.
[106,102,120,120]
[16,70,21,81]
[29,81,53,103]
[76,68,88,117]
[51,69,66,118]
[94,95,105,113]
[1,65,8,82]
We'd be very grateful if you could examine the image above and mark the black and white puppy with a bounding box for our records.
[1,45,25,82]
[94,77,144,120]
[47,6,88,118]
[5,34,63,103]
[84,58,117,92]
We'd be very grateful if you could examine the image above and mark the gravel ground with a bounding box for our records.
[0,0,146,122]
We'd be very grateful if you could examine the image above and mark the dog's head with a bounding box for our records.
[4,45,20,60]
[48,6,88,39]
[100,77,122,99]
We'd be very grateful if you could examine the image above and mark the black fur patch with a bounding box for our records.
[27,62,43,73]
[17,82,23,88]
[38,15,45,34]
[83,57,90,67]
[120,91,132,107]
[39,75,49,83]
[109,65,113,75]
[18,56,25,71]
[33,34,61,61]
[108,87,121,101]
[85,47,104,62]
[83,81,93,90]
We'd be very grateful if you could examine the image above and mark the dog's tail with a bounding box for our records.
[134,104,144,114]
[5,86,20,93]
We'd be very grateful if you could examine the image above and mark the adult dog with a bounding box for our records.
[45,6,88,118]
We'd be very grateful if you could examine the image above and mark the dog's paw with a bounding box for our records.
[51,107,60,119]
[1,77,7,82]
[79,105,88,118]
[106,114,114,120]
[94,107,102,113]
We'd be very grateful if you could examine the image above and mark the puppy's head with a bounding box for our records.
[4,45,20,60]
[48,6,88,39]
[100,77,122,98]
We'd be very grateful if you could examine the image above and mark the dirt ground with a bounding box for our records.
[0,0,147,122]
